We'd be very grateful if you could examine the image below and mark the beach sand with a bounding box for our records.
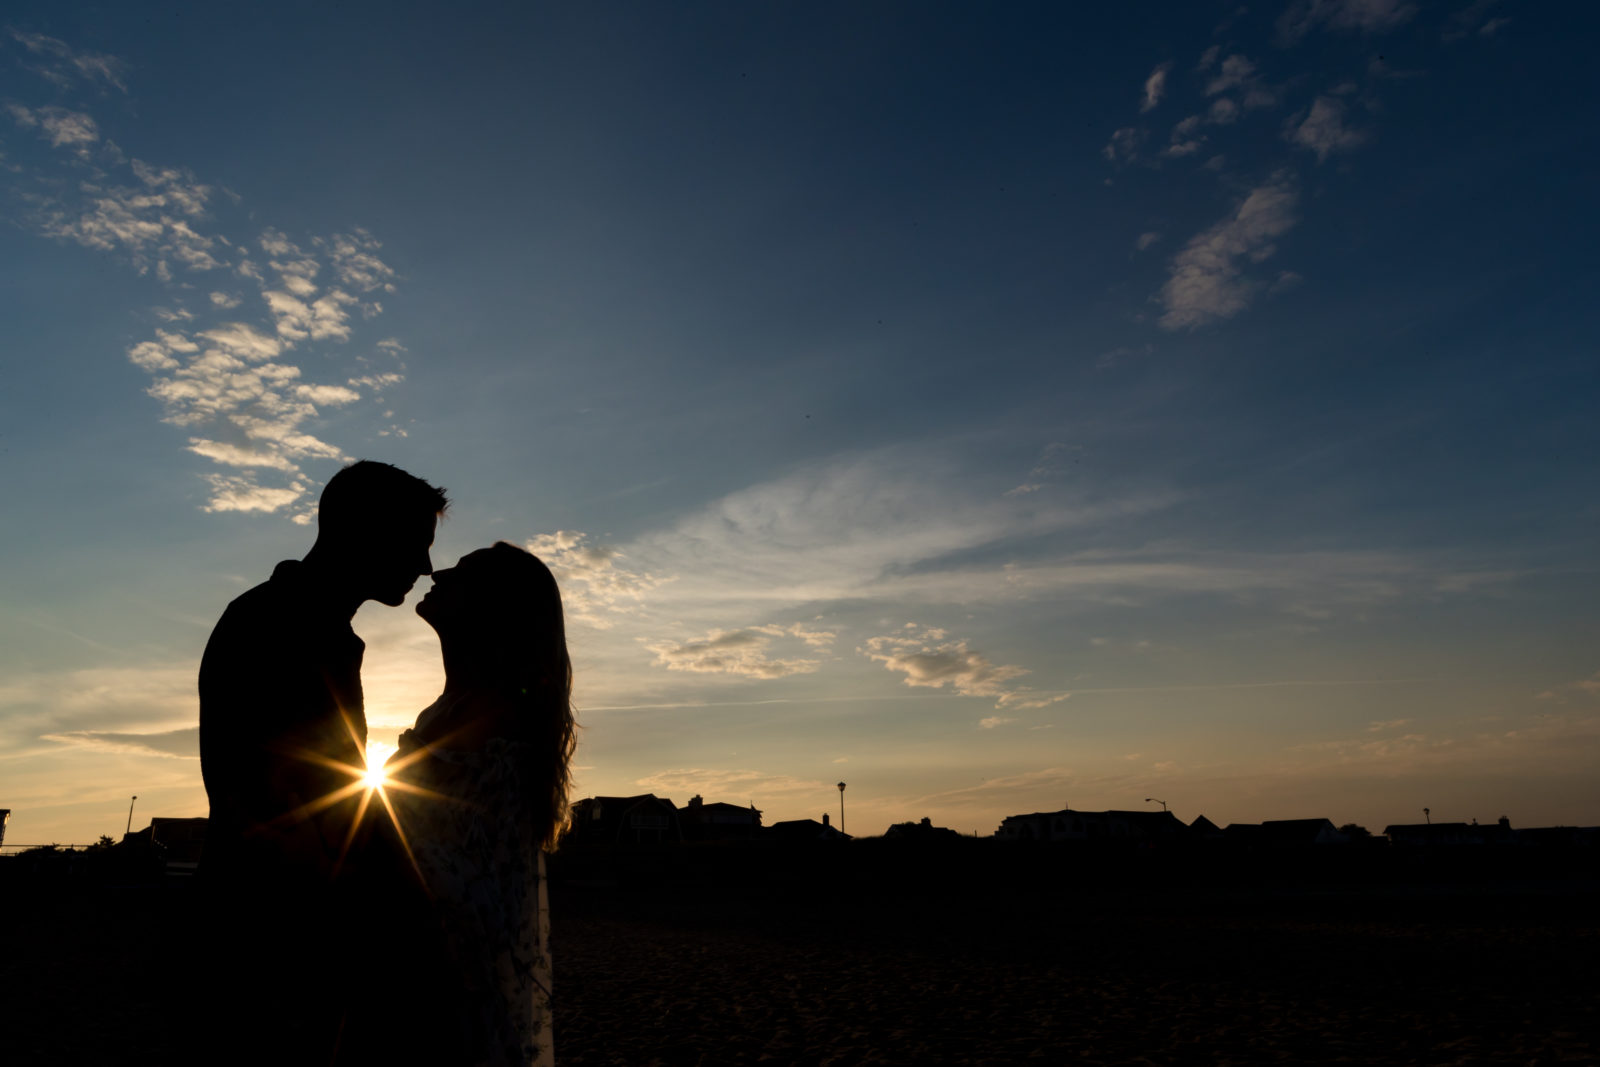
[549,898,1599,1065]
[547,844,1599,1065]
[3,843,1596,1064]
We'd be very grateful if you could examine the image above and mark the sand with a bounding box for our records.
[3,842,1596,1064]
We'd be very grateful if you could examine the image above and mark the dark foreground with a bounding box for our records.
[3,841,1596,1065]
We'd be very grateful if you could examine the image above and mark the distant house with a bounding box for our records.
[566,794,683,845]
[883,817,963,843]
[1382,822,1484,847]
[147,817,207,862]
[995,808,1189,843]
[1259,819,1349,846]
[1385,817,1563,847]
[119,817,208,881]
[1516,825,1597,848]
[767,813,851,843]
[678,795,763,841]
[1189,814,1225,840]
[1222,820,1349,847]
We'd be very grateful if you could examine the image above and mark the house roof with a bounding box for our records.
[577,793,677,809]
[1001,808,1186,823]
[1256,819,1338,842]
[686,801,761,816]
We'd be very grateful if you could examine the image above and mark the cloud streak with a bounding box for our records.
[1140,63,1170,113]
[526,531,671,628]
[42,727,199,759]
[647,624,833,680]
[1278,0,1417,44]
[1287,96,1367,162]
[8,30,129,93]
[859,625,1066,713]
[1158,172,1298,329]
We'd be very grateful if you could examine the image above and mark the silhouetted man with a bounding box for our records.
[197,460,447,1063]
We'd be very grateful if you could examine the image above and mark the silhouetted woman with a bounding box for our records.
[377,542,576,1066]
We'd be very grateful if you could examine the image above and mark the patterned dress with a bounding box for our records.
[390,695,554,1067]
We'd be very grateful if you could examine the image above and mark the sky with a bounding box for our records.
[2,1,1597,847]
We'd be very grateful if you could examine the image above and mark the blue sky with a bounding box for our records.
[3,1,1597,846]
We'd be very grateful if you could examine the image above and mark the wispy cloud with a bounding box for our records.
[647,627,827,679]
[3,52,411,519]
[1006,441,1082,496]
[633,767,833,804]
[1202,54,1277,109]
[1102,126,1143,164]
[7,104,100,155]
[1205,54,1257,97]
[1158,172,1298,330]
[42,727,198,759]
[1286,95,1367,162]
[525,531,671,628]
[859,624,1062,711]
[1278,0,1417,44]
[1441,0,1507,41]
[0,664,197,757]
[8,30,129,93]
[1140,63,1171,113]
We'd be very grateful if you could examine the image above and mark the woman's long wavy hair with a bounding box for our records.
[473,541,578,851]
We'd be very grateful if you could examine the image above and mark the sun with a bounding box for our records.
[362,740,398,791]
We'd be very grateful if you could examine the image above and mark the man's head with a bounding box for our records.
[312,461,450,606]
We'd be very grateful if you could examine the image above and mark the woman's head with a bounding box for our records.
[419,543,564,658]
[418,541,576,849]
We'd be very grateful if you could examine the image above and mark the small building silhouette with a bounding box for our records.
[566,794,683,845]
[767,812,851,843]
[1224,819,1349,847]
[1189,814,1225,840]
[678,795,763,841]
[994,808,1189,843]
[1515,825,1597,848]
[883,817,963,843]
[122,817,209,863]
[1383,822,1484,847]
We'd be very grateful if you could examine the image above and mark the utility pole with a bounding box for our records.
[837,782,846,833]
[125,795,138,837]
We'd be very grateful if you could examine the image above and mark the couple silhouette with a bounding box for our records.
[198,461,574,1067]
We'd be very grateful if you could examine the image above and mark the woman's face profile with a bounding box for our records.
[416,547,499,628]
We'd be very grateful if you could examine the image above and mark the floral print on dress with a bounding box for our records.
[394,727,553,1067]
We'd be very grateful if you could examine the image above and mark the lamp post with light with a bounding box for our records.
[1145,797,1168,813]
[125,795,138,837]
[837,782,846,833]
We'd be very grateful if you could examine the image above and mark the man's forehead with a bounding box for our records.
[369,510,437,545]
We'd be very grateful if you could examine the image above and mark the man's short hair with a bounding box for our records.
[317,461,449,536]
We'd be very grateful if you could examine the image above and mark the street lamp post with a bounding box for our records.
[837,782,846,833]
[125,795,138,837]
[1423,807,1431,825]
[1145,796,1168,813]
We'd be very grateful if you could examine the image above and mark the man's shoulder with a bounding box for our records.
[204,564,301,651]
